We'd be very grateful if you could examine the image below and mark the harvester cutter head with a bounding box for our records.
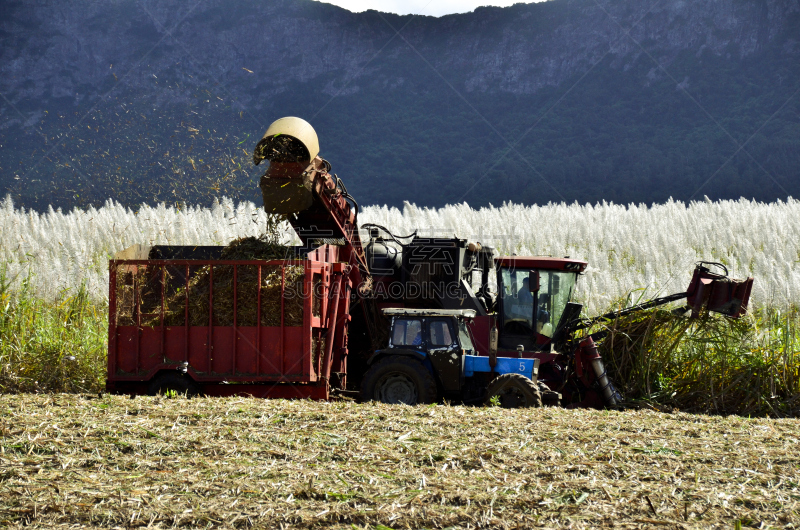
[686,262,753,318]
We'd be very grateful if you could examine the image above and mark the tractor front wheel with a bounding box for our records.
[486,373,542,408]
[360,356,438,405]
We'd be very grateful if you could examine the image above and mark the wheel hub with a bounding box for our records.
[499,388,526,408]
[378,374,418,405]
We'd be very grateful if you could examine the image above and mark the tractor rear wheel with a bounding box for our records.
[148,372,200,397]
[486,373,542,408]
[360,356,438,405]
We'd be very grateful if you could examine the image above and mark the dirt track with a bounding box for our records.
[1,394,797,529]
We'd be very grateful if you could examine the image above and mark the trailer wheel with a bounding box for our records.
[148,372,200,397]
[361,356,438,405]
[486,373,542,408]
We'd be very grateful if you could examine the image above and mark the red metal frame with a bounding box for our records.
[107,257,351,400]
[686,266,753,318]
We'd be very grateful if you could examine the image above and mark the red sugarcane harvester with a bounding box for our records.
[107,118,753,408]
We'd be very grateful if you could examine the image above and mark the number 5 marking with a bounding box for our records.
[519,362,526,372]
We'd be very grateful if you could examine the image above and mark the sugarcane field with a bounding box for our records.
[4,0,800,528]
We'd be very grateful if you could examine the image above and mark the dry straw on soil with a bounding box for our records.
[1,394,797,529]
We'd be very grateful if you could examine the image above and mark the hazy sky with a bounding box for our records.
[318,0,544,17]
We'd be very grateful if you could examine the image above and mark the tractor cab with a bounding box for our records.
[363,308,479,404]
[494,257,587,352]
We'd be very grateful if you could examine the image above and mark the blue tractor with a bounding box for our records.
[361,308,558,407]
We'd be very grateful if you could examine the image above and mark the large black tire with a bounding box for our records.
[147,372,200,397]
[360,356,438,405]
[537,381,562,407]
[486,373,542,408]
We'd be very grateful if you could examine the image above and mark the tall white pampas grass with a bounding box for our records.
[1,195,795,314]
[0,196,280,301]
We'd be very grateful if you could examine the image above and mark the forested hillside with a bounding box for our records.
[1,0,799,210]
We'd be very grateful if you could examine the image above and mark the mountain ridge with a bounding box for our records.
[1,0,799,210]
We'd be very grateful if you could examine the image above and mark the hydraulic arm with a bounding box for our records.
[569,262,753,336]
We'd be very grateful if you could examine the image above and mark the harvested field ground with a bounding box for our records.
[0,395,797,529]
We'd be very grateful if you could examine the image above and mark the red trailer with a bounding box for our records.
[106,255,353,399]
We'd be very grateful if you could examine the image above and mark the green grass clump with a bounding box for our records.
[598,306,800,417]
[0,269,106,393]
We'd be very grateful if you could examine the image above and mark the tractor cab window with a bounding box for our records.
[536,272,577,338]
[392,319,423,347]
[458,319,475,353]
[500,269,536,333]
[499,268,577,340]
[428,319,454,347]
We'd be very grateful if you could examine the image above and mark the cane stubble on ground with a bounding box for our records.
[0,395,797,529]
